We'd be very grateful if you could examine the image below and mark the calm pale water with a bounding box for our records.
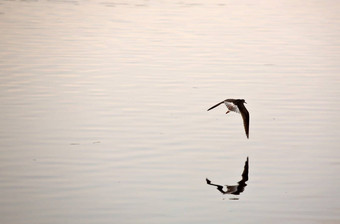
[0,0,339,223]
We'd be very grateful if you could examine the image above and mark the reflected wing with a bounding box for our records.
[233,157,249,195]
[206,178,228,194]
[240,157,249,183]
[238,103,250,138]
[207,101,224,111]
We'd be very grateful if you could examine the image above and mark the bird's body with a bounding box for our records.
[208,99,250,138]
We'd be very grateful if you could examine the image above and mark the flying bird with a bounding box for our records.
[208,99,250,138]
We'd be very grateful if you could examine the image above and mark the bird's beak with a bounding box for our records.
[245,102,247,104]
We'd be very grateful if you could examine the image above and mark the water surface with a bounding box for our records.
[0,1,339,223]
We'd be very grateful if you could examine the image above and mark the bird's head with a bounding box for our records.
[239,99,246,104]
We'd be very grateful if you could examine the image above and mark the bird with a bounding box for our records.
[206,157,249,196]
[208,99,250,138]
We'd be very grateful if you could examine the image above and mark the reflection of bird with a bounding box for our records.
[206,157,249,196]
[208,99,250,138]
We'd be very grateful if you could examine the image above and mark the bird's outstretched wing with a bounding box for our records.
[237,103,250,138]
[207,101,224,111]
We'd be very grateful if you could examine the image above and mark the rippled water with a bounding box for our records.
[0,0,339,223]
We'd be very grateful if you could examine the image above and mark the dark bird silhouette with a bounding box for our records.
[206,157,249,196]
[208,99,250,138]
